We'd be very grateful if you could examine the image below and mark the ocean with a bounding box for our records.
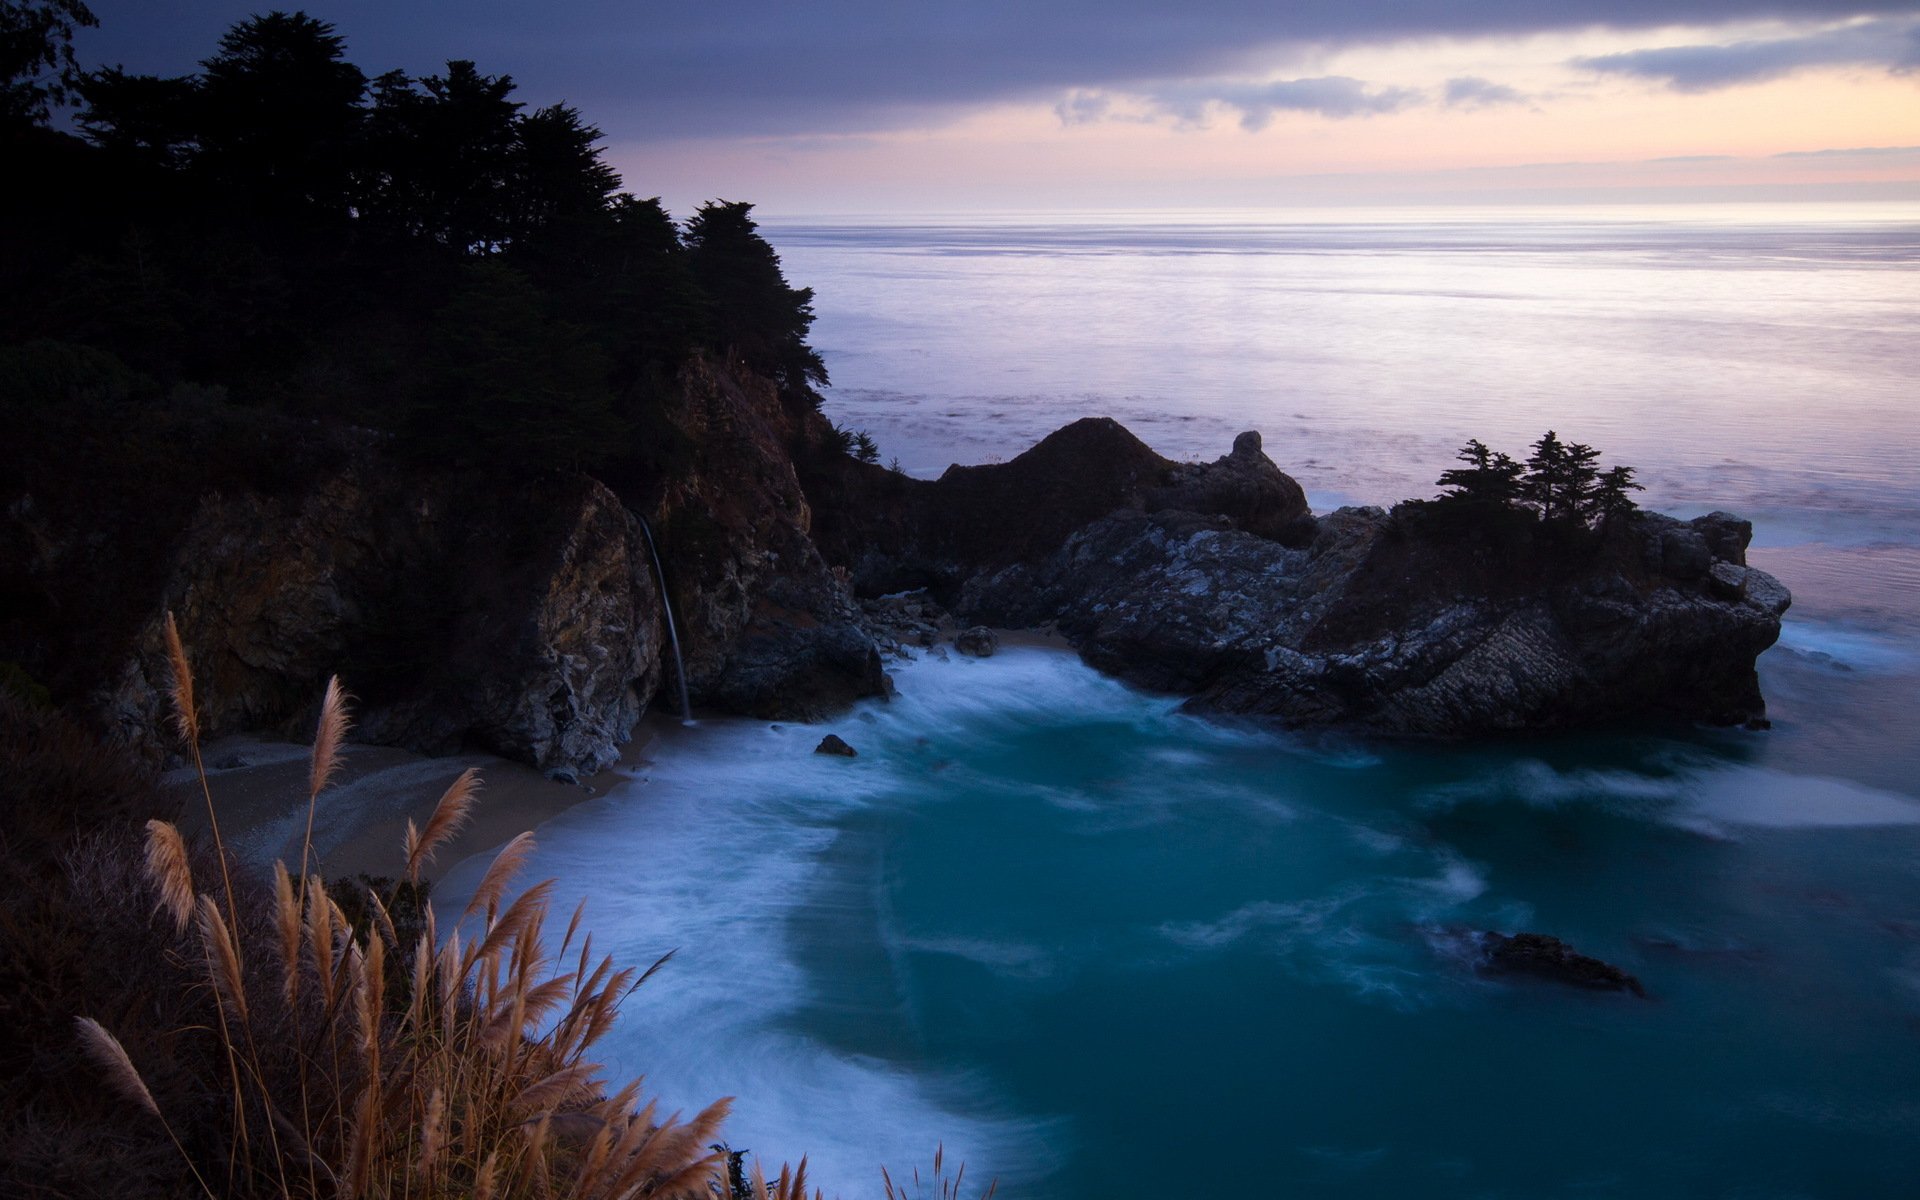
[443,206,1920,1197]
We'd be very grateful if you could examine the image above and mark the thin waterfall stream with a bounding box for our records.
[636,513,693,723]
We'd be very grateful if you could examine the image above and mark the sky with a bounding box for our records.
[75,2,1920,214]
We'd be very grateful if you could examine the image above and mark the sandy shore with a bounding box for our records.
[166,731,652,885]
[167,628,1055,885]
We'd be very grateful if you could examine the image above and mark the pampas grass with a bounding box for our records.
[73,1016,160,1119]
[80,640,838,1199]
[405,767,479,884]
[143,818,194,933]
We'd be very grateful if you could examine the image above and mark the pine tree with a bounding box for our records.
[1436,438,1523,506]
[1594,464,1643,528]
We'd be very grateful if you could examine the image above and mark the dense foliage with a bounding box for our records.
[1396,431,1643,542]
[2,7,827,473]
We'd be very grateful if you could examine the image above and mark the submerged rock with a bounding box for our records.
[814,733,858,757]
[1477,932,1647,997]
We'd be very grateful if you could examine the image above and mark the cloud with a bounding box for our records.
[1771,143,1920,157]
[1573,16,1920,91]
[1151,77,1423,128]
[78,1,1920,140]
[1442,75,1533,108]
[1054,90,1113,126]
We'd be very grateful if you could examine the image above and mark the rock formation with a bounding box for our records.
[94,470,665,782]
[809,424,1790,736]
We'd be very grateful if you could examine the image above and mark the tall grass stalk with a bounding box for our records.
[78,620,783,1198]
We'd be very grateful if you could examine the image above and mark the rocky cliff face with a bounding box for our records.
[91,470,665,781]
[4,356,884,777]
[648,357,885,719]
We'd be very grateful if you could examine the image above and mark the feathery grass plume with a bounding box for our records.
[308,675,351,800]
[300,674,351,879]
[305,877,339,1009]
[143,818,195,933]
[464,830,538,922]
[474,1150,499,1200]
[405,766,480,883]
[196,893,249,1024]
[161,611,198,744]
[74,1016,160,1118]
[417,1086,447,1181]
[75,1017,219,1199]
[273,861,302,1002]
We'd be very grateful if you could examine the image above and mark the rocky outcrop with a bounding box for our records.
[802,417,1313,598]
[815,423,1789,736]
[96,471,665,781]
[958,500,1786,734]
[814,733,858,757]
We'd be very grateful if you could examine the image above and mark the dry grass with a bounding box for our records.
[69,615,827,1199]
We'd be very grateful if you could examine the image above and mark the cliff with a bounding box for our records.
[2,357,883,778]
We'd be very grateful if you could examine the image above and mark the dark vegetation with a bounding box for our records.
[2,7,904,1196]
[1394,431,1642,546]
[3,4,829,478]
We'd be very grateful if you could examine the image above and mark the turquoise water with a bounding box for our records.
[445,208,1920,1197]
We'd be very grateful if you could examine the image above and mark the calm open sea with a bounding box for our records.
[447,206,1920,1197]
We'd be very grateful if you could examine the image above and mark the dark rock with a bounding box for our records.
[955,626,999,657]
[650,358,886,722]
[1692,511,1752,564]
[1477,932,1646,997]
[1147,429,1315,545]
[957,496,1788,734]
[1658,526,1712,580]
[814,733,858,757]
[95,470,665,781]
[1707,561,1748,601]
[799,422,1313,598]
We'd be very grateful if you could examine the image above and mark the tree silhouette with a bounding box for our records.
[196,11,368,219]
[1409,432,1641,542]
[1593,464,1644,528]
[1435,438,1523,506]
[683,200,828,393]
[1522,430,1601,525]
[15,9,838,478]
[0,0,96,129]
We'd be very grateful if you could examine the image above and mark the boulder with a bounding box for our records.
[954,626,999,657]
[814,733,858,757]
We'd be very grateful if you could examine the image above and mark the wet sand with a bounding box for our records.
[166,731,653,885]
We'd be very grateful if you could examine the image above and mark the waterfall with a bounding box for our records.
[636,514,693,723]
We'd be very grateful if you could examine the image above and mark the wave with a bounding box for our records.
[1421,756,1920,834]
